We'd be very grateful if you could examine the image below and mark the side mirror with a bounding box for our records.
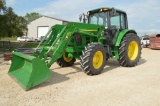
[79,14,82,22]
[82,13,86,23]
[79,13,88,23]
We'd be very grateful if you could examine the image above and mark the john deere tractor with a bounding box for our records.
[8,7,141,90]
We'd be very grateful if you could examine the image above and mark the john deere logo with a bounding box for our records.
[66,32,72,36]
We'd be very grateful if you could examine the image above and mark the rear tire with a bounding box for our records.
[56,52,76,67]
[80,43,106,75]
[118,33,141,67]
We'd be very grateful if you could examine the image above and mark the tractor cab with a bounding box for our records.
[88,8,128,29]
[89,8,128,44]
[80,7,128,45]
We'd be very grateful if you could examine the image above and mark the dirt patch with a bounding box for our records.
[0,48,160,106]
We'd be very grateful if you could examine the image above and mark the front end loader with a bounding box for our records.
[8,7,141,90]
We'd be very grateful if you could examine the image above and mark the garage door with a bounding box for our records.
[38,26,49,38]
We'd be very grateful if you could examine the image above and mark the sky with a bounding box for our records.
[6,0,160,36]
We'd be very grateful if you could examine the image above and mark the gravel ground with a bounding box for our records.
[0,48,160,106]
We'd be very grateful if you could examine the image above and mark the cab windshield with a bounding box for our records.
[89,12,108,26]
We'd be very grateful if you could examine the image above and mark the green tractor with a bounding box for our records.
[8,7,141,90]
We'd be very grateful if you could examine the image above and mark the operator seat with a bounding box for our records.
[110,25,120,45]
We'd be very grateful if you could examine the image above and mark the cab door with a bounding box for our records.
[109,11,127,44]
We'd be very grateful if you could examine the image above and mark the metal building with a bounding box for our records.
[27,15,68,41]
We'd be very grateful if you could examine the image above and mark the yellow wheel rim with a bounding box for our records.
[128,41,138,60]
[92,51,103,69]
[63,52,73,62]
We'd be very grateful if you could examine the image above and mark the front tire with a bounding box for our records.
[80,43,106,75]
[118,33,141,67]
[56,52,76,67]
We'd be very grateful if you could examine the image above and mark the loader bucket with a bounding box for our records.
[8,52,51,90]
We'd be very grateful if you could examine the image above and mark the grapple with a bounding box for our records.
[8,52,51,90]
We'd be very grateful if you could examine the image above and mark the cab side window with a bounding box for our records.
[110,12,126,29]
[120,14,125,29]
[110,13,120,29]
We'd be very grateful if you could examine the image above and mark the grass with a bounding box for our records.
[0,37,45,55]
[0,37,17,41]
[20,42,40,48]
[0,36,42,48]
[0,41,44,54]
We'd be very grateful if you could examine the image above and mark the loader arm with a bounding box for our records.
[42,24,77,68]
[34,22,104,68]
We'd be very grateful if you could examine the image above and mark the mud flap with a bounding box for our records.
[8,52,51,90]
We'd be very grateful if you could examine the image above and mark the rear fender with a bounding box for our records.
[115,29,137,46]
[113,29,137,59]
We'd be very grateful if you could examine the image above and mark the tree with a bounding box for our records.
[141,34,150,38]
[0,0,6,13]
[5,7,28,37]
[24,12,41,24]
[0,0,7,39]
[0,6,28,39]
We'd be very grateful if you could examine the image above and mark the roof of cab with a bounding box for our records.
[88,7,126,13]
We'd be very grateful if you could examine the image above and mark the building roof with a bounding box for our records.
[40,15,69,22]
[150,34,160,38]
